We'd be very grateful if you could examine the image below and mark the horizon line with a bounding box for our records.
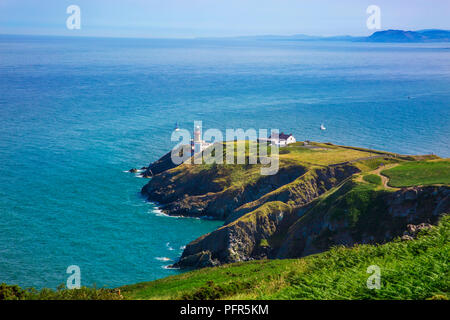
[2,28,449,41]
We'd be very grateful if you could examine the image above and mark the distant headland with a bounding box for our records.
[218,29,450,43]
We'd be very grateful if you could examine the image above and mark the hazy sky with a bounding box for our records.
[0,0,449,38]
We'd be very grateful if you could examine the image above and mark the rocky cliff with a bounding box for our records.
[142,161,312,220]
[276,185,450,259]
[173,183,449,268]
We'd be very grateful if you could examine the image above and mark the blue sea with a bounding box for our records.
[0,35,449,289]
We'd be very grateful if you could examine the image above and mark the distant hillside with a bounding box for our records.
[367,29,450,42]
[222,29,450,43]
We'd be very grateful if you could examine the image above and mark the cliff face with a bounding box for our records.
[174,201,293,268]
[174,184,449,268]
[276,185,450,259]
[171,164,361,268]
[141,163,309,220]
[229,165,359,223]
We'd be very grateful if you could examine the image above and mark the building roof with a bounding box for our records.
[270,132,293,140]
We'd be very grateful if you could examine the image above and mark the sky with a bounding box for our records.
[0,0,449,38]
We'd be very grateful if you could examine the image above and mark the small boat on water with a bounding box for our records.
[174,122,180,131]
[320,123,326,131]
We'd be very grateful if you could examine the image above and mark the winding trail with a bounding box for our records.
[356,163,400,190]
[373,163,399,190]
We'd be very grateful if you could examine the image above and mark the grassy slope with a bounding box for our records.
[0,284,124,300]
[190,141,376,180]
[280,145,374,166]
[122,215,449,300]
[363,174,382,185]
[382,160,450,187]
[189,141,382,209]
[160,141,380,216]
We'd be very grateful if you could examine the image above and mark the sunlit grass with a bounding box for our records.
[382,160,450,187]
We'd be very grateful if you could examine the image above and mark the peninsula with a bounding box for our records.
[140,141,449,271]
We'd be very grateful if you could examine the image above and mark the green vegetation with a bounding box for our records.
[121,215,449,300]
[281,144,375,166]
[353,157,400,172]
[259,239,270,247]
[172,141,380,192]
[230,201,291,225]
[0,284,123,300]
[121,259,304,300]
[197,141,378,171]
[363,174,382,185]
[382,160,450,187]
[300,180,391,240]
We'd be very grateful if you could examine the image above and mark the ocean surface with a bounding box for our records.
[0,35,449,289]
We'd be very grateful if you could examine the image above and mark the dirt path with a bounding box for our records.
[356,163,400,190]
[373,163,399,190]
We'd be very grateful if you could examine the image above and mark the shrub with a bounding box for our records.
[363,174,382,185]
[0,283,124,300]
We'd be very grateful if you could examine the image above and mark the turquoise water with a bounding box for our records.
[0,35,449,289]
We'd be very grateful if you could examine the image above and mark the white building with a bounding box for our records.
[260,132,296,147]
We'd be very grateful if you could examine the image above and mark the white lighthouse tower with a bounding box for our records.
[194,125,202,154]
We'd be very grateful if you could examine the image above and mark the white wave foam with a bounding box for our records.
[155,257,172,262]
[162,265,179,270]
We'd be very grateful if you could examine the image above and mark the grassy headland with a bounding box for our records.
[141,141,448,270]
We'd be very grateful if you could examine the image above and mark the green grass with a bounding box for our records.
[363,174,382,185]
[121,259,303,300]
[0,284,124,300]
[177,141,379,191]
[281,146,374,166]
[353,157,401,172]
[273,216,449,300]
[121,215,449,300]
[382,160,450,187]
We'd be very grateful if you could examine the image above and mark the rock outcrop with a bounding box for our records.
[141,149,183,177]
[169,165,361,268]
[174,184,449,268]
[276,185,449,259]
[172,201,294,268]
